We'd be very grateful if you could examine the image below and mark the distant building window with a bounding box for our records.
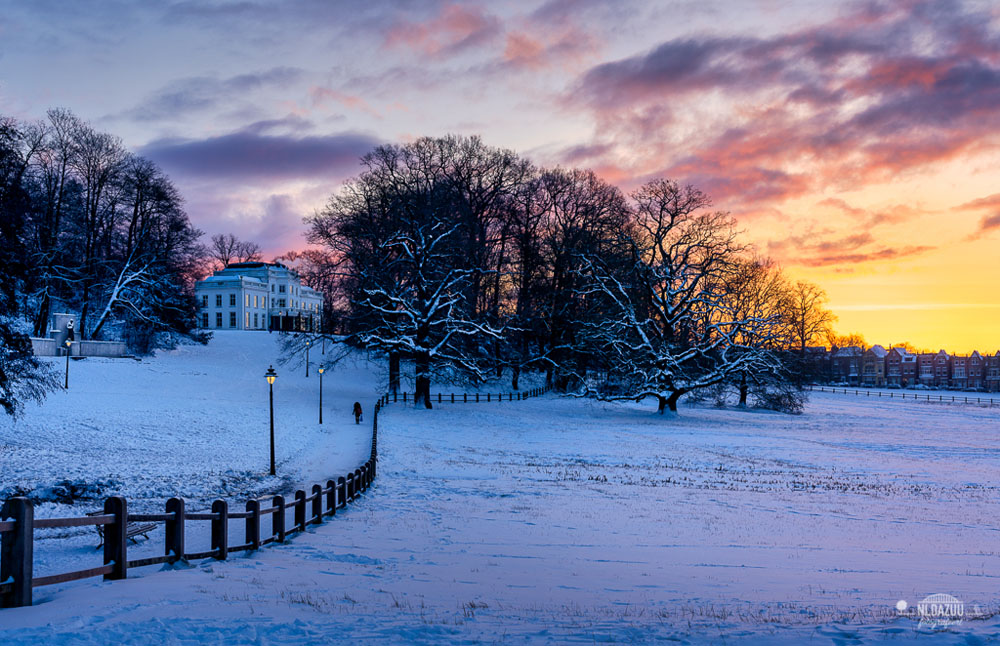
[254,295,258,308]
[245,294,250,307]
[271,284,275,292]
[201,294,208,307]
[201,313,208,328]
[216,294,222,307]
[216,312,223,327]
[279,285,286,293]
[245,312,250,328]
[229,312,237,328]
[279,299,286,308]
[230,293,236,307]
[254,313,259,328]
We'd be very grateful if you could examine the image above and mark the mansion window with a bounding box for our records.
[230,293,237,307]
[201,313,208,327]
[215,312,222,327]
[201,294,208,307]
[229,312,237,327]
[216,294,222,307]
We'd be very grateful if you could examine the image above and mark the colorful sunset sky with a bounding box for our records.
[2,0,999,352]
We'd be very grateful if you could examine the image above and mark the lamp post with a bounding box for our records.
[318,366,324,424]
[64,339,72,389]
[265,365,277,476]
[305,339,311,377]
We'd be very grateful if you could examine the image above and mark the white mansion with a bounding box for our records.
[194,262,324,332]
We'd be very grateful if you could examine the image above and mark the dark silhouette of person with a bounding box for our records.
[353,401,363,424]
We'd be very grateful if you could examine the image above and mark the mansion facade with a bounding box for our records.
[194,262,324,332]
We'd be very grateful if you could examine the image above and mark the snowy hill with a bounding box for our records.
[1,331,380,510]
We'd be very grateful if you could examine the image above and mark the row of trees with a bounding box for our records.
[0,110,235,416]
[1,109,206,349]
[304,135,835,413]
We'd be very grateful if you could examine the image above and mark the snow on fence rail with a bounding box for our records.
[807,385,999,406]
[0,384,552,609]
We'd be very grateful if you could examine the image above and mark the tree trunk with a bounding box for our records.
[34,293,50,337]
[738,371,748,407]
[665,390,684,413]
[79,298,90,341]
[511,366,520,391]
[388,351,400,395]
[414,351,432,409]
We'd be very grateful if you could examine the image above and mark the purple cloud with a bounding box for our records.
[123,67,304,122]
[140,129,379,182]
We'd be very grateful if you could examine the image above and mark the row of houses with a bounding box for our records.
[806,345,1000,391]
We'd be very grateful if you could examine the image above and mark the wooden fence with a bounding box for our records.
[0,383,552,609]
[396,385,549,405]
[808,385,998,406]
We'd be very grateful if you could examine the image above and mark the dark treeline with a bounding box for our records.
[0,110,205,350]
[305,135,834,413]
[1,110,207,415]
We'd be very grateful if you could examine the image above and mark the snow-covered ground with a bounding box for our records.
[0,331,377,579]
[4,336,1000,643]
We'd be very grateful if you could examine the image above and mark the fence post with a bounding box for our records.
[294,490,307,532]
[165,497,185,564]
[104,496,127,581]
[403,392,407,403]
[451,393,455,403]
[327,480,337,516]
[211,499,228,560]
[0,497,32,608]
[273,495,286,543]
[438,393,442,403]
[246,499,261,551]
[355,469,363,495]
[311,484,323,524]
[337,477,347,507]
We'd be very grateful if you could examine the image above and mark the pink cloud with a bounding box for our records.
[383,4,500,57]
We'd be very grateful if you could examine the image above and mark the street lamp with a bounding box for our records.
[265,365,277,476]
[317,366,324,424]
[64,339,72,389]
[305,339,311,377]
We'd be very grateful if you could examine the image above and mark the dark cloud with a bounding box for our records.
[140,129,379,182]
[567,0,1000,212]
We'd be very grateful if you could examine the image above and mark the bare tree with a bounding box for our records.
[787,280,836,356]
[578,180,786,414]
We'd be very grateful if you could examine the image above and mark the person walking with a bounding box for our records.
[352,401,363,424]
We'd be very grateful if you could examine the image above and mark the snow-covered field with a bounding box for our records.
[4,334,1000,643]
[0,331,377,578]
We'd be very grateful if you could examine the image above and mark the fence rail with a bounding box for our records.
[0,395,380,609]
[807,385,998,406]
[395,385,550,405]
[0,382,553,609]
